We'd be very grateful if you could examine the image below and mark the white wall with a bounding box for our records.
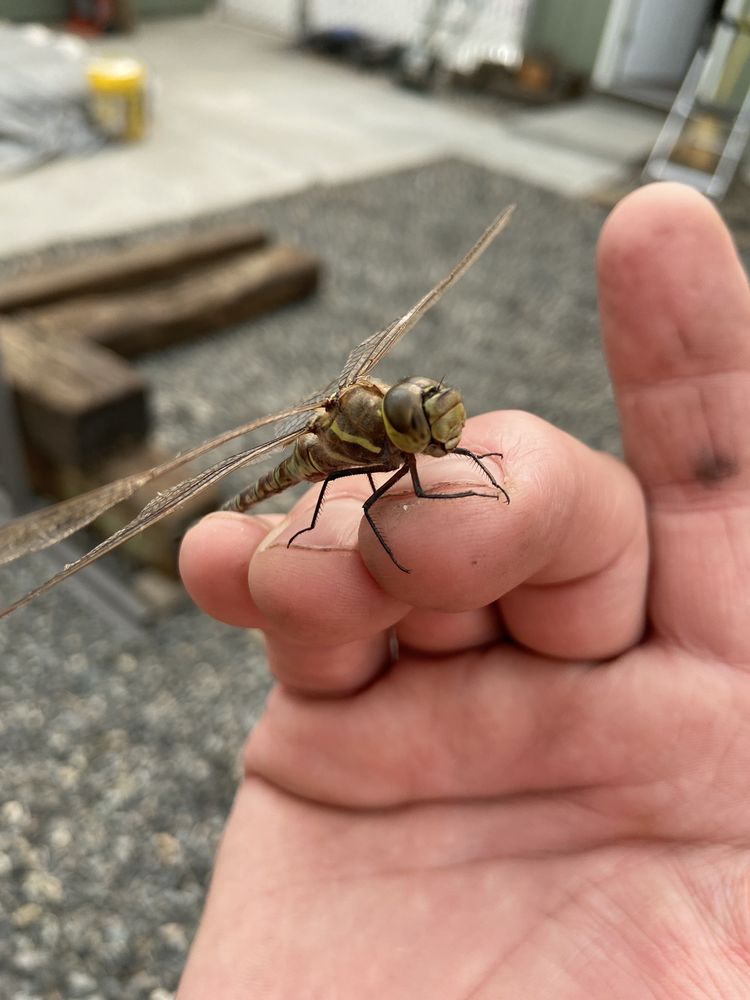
[219,0,429,41]
[220,0,531,68]
[594,0,714,90]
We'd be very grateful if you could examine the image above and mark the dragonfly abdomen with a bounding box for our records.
[222,439,324,513]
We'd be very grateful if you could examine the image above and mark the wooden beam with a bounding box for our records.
[23,243,320,357]
[0,319,149,467]
[0,220,268,312]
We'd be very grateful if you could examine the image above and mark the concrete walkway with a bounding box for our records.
[0,11,664,259]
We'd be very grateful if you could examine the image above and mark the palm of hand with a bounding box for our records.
[178,186,750,999]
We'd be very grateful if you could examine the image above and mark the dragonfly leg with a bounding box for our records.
[363,453,510,573]
[452,447,510,504]
[405,453,498,504]
[287,464,394,550]
[361,463,412,572]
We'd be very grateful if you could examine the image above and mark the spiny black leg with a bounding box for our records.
[287,464,394,549]
[452,447,510,504]
[366,455,503,571]
[407,454,498,502]
[360,453,510,573]
[361,463,412,572]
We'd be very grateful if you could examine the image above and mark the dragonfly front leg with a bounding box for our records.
[452,447,510,504]
[358,463,414,571]
[286,463,397,550]
[362,453,509,573]
[405,452,503,505]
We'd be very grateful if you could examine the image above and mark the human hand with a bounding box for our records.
[177,184,750,999]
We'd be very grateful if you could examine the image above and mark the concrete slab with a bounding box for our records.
[0,13,662,259]
[509,95,665,162]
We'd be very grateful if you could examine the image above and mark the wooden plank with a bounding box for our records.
[24,243,320,358]
[0,221,268,312]
[0,318,149,467]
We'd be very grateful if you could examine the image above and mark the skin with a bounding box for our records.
[176,183,750,999]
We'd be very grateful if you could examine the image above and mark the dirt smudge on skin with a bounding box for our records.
[692,450,739,486]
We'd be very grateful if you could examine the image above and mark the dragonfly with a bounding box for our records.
[0,206,515,619]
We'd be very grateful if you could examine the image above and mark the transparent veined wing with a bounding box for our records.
[0,403,323,618]
[0,402,322,568]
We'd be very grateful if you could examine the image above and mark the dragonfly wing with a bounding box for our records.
[0,478,172,568]
[337,205,515,388]
[0,424,308,619]
[0,402,320,568]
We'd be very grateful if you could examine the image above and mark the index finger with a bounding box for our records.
[598,182,750,662]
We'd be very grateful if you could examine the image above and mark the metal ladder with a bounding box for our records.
[643,3,750,200]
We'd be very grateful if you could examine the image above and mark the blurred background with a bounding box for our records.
[1,2,749,998]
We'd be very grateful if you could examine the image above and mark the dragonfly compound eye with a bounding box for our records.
[382,380,431,453]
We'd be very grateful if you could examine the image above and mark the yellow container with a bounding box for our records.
[86,57,146,141]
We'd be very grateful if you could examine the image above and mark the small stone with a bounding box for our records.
[67,970,97,995]
[14,836,39,867]
[100,914,131,962]
[66,652,89,674]
[56,764,80,789]
[2,800,31,829]
[19,705,45,730]
[23,869,63,903]
[130,971,159,991]
[49,821,72,850]
[132,569,186,615]
[150,989,175,1000]
[12,902,43,927]
[116,652,138,674]
[48,729,71,754]
[0,851,12,876]
[103,727,128,751]
[13,946,45,972]
[113,834,134,864]
[158,922,187,951]
[39,915,61,947]
[153,832,182,867]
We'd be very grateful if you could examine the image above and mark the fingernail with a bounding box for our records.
[257,497,363,554]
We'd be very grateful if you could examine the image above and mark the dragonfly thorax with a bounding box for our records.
[382,376,466,457]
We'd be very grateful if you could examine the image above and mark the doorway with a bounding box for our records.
[592,0,722,108]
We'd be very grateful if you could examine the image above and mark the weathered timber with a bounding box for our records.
[0,319,148,467]
[24,243,321,357]
[0,221,268,312]
[30,442,220,577]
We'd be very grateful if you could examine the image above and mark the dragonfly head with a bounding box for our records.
[382,376,466,457]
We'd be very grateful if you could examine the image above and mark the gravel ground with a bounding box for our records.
[2,157,730,998]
